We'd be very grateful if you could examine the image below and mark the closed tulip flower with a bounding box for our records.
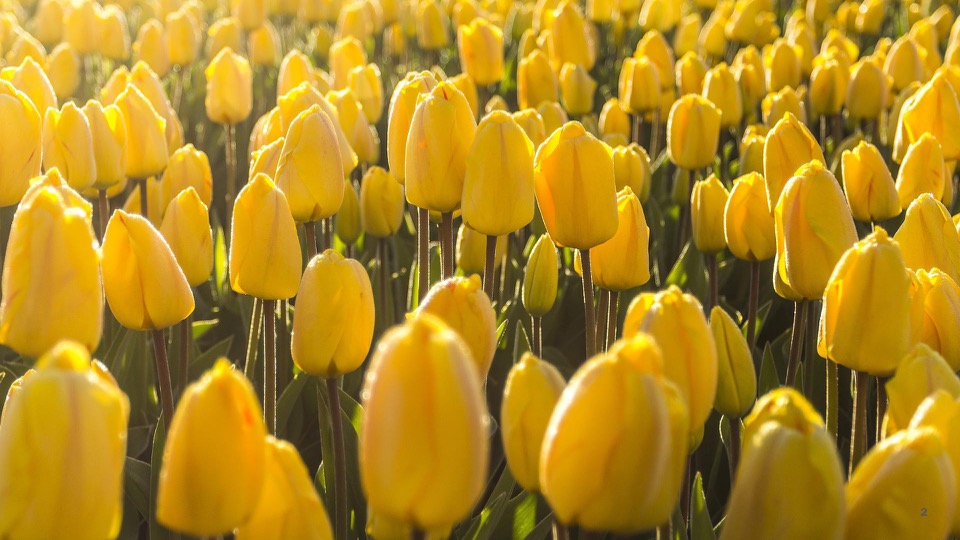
[235,437,333,540]
[711,306,756,418]
[157,359,267,536]
[764,39,802,92]
[846,59,889,120]
[336,179,361,246]
[842,141,902,222]
[667,95,721,170]
[501,353,565,493]
[910,269,960,370]
[523,234,559,318]
[133,19,170,78]
[548,1,595,71]
[275,105,345,222]
[42,102,97,191]
[634,30,675,90]
[326,88,377,165]
[64,0,100,55]
[456,225,507,275]
[1,57,58,117]
[276,83,357,176]
[416,276,497,378]
[613,144,651,201]
[897,134,946,206]
[205,47,252,125]
[21,168,93,219]
[45,44,80,101]
[165,9,199,66]
[541,333,689,532]
[538,101,570,135]
[886,344,960,433]
[330,37,366,91]
[82,100,127,191]
[247,23,279,67]
[360,166,404,237]
[897,72,960,161]
[292,249,374,377]
[0,188,101,357]
[386,71,438,183]
[703,62,743,128]
[404,82,477,213]
[676,51,707,96]
[534,121,618,250]
[845,428,955,540]
[738,129,765,175]
[558,63,596,117]
[232,0,266,30]
[360,314,489,530]
[114,85,168,179]
[416,0,450,51]
[5,32,46,69]
[775,161,858,300]
[518,50,559,111]
[894,193,960,283]
[763,112,825,211]
[458,18,503,86]
[721,389,845,540]
[818,228,912,375]
[31,0,65,48]
[618,56,661,114]
[349,64,384,123]
[0,79,41,207]
[885,36,925,93]
[277,50,316,97]
[161,144,213,210]
[908,391,960,534]
[513,109,548,148]
[0,341,129,539]
[229,174,302,300]
[588,187,650,291]
[761,86,807,126]
[724,172,776,262]
[810,58,848,118]
[599,98,630,140]
[160,187,213,287]
[691,174,730,253]
[102,210,194,330]
[206,17,243,58]
[461,111,535,236]
[97,5,130,60]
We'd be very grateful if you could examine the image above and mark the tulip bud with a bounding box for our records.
[501,353,565,493]
[416,275,497,378]
[457,18,503,87]
[247,22,279,67]
[82,100,127,191]
[456,224,507,275]
[277,50,315,97]
[360,314,489,530]
[0,341,129,539]
[166,9,199,66]
[326,88,378,165]
[22,168,92,219]
[518,50,559,111]
[160,187,213,287]
[558,63,596,117]
[513,108,548,149]
[102,210,194,330]
[908,391,960,534]
[157,359,267,536]
[667,95,722,170]
[885,36,925,93]
[277,83,357,175]
[461,110,534,236]
[207,17,243,58]
[538,101,569,135]
[275,105,345,222]
[45,43,80,101]
[233,0,266,30]
[703,62,743,128]
[0,79,41,207]
[133,19,170,78]
[846,59,889,120]
[205,47,252,125]
[809,59,848,118]
[691,174,730,253]
[330,37,366,91]
[541,333,689,531]
[548,1,595,71]
[842,141,902,222]
[161,144,213,211]
[894,193,960,283]
[359,166,404,237]
[0,188,101,357]
[31,0,65,48]
[42,102,97,191]
[909,269,960,370]
[416,0,450,51]
[235,436,333,540]
[229,174,302,300]
[349,64,384,123]
[6,32,46,69]
[721,389,845,540]
[64,0,100,55]
[588,187,650,291]
[386,71,438,182]
[845,428,955,540]
[292,249,374,377]
[97,5,130,60]
[724,172,776,262]
[1,57,57,118]
[818,228,912,376]
[114,85,168,179]
[761,86,807,126]
[336,179,362,245]
[764,39,802,92]
[404,82,477,213]
[613,143,651,201]
[711,306,756,418]
[599,98,630,140]
[897,133,946,206]
[618,56,661,114]
[634,30,674,90]
[738,128,765,175]
[898,74,960,162]
[763,112,825,211]
[887,344,960,433]
[774,161,858,301]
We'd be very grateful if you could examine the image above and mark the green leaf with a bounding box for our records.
[496,320,509,348]
[690,472,716,540]
[123,457,151,520]
[277,371,310,436]
[513,320,531,360]
[510,493,538,540]
[666,240,708,301]
[523,514,553,540]
[670,501,689,540]
[149,420,171,540]
[213,223,228,300]
[758,344,781,395]
[190,336,233,380]
[191,319,218,340]
[472,464,517,540]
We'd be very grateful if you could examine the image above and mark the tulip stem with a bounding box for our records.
[322,217,333,251]
[172,67,185,114]
[532,316,542,357]
[136,178,148,218]
[378,238,390,326]
[851,370,869,474]
[151,329,176,434]
[649,108,661,159]
[97,189,109,242]
[747,260,759,349]
[876,378,887,443]
[178,314,191,399]
[263,299,277,436]
[596,289,609,353]
[440,212,454,280]
[243,298,263,380]
[417,207,430,304]
[483,234,496,301]
[784,301,807,387]
[326,377,349,540]
[706,254,718,312]
[304,221,318,259]
[551,519,568,540]
[606,291,619,350]
[411,528,427,540]
[579,249,597,360]
[225,124,237,223]
[727,417,741,480]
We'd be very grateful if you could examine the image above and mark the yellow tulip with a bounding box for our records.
[232,0,266,30]
[0,79,42,207]
[455,224,507,275]
[458,18,503,86]
[247,22,280,67]
[763,112,825,211]
[386,71,438,183]
[548,1,595,71]
[329,37,366,90]
[160,187,213,287]
[846,59,889,120]
[276,83,357,176]
[842,141,902,222]
[897,72,960,161]
[64,0,100,55]
[359,166,404,237]
[165,8,199,66]
[42,102,97,192]
[45,44,80,101]
[809,58,848,118]
[229,173,302,300]
[667,94,722,170]
[618,56,661,114]
[513,108,548,148]
[82,100,127,191]
[326,88,378,165]
[886,344,960,433]
[691,174,730,253]
[0,341,129,539]
[349,64,384,123]
[360,314,489,530]
[275,104,345,222]
[590,187,650,291]
[764,39,802,92]
[523,234,559,318]
[910,269,960,370]
[724,172,776,262]
[599,98,630,140]
[157,359,267,536]
[894,193,960,283]
[205,47,252,125]
[885,36,925,93]
[416,1,450,51]
[114,84,168,179]
[416,275,497,378]
[518,50,559,111]
[711,306,756,418]
[161,144,213,211]
[133,19,170,78]
[98,5,130,61]
[612,143,651,202]
[703,62,743,128]
[896,133,946,206]
[634,30,674,89]
[908,391,960,534]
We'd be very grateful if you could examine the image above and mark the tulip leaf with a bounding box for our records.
[276,371,309,436]
[149,419,173,540]
[513,320,531,360]
[509,492,538,539]
[190,318,218,340]
[189,336,233,380]
[213,223,228,300]
[670,502,689,540]
[496,320,509,348]
[666,240,708,302]
[758,344,781,395]
[523,513,553,540]
[122,457,151,521]
[690,472,716,540]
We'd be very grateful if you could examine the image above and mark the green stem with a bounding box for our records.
[178,314,190,399]
[606,291,619,350]
[483,234,496,300]
[304,221,318,259]
[417,207,430,304]
[532,316,542,358]
[827,359,839,440]
[727,417,741,481]
[98,189,110,242]
[784,301,807,387]
[243,298,263,381]
[263,299,277,436]
[326,377,348,540]
[137,178,148,218]
[706,253,718,312]
[151,329,175,434]
[596,289,609,353]
[747,260,759,348]
[440,211,453,280]
[579,249,597,360]
[552,520,568,540]
[225,124,237,224]
[851,370,869,474]
[876,377,887,443]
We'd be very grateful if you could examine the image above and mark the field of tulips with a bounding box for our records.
[6,0,960,538]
